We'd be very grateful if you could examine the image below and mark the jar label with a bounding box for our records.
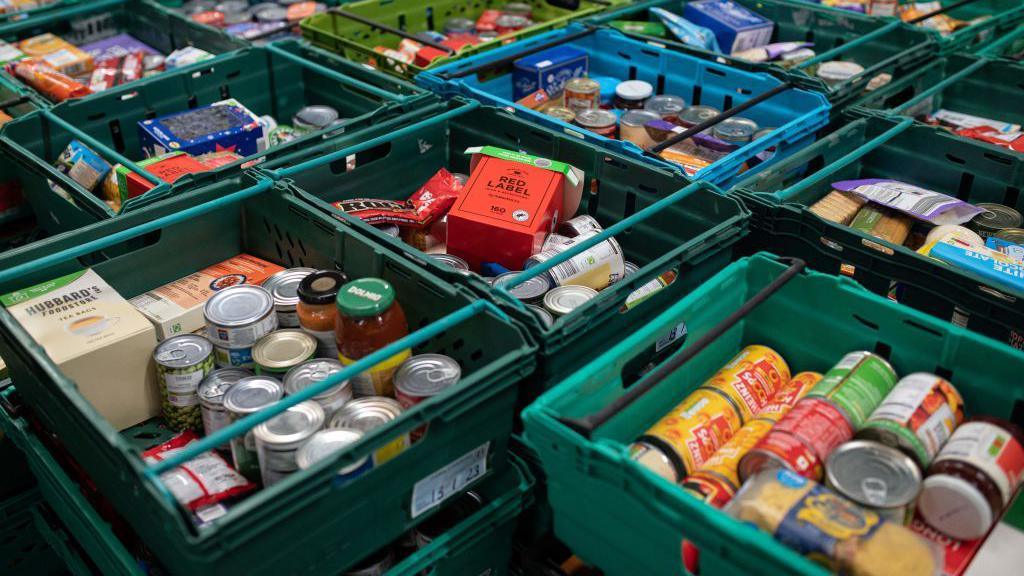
[340,349,410,397]
[933,421,1024,504]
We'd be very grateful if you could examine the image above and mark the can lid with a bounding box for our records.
[329,397,403,432]
[825,440,921,509]
[155,334,212,368]
[713,117,759,143]
[223,376,283,413]
[680,105,720,125]
[336,278,395,318]
[525,304,554,328]
[972,203,1023,231]
[575,109,617,128]
[296,428,365,470]
[644,94,686,116]
[493,272,551,303]
[252,330,318,370]
[262,268,317,309]
[919,474,993,540]
[198,367,252,403]
[293,105,340,131]
[395,354,461,398]
[620,110,662,128]
[543,285,598,316]
[623,261,640,277]
[283,359,349,399]
[615,80,653,100]
[298,271,348,306]
[253,400,325,445]
[817,60,865,81]
[205,285,274,327]
[429,254,470,271]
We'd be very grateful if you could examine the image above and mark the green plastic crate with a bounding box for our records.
[0,488,81,575]
[0,0,248,105]
[300,0,625,79]
[731,114,1024,350]
[0,175,536,575]
[264,99,750,395]
[0,38,432,224]
[979,23,1024,60]
[0,0,67,26]
[585,0,936,110]
[521,252,1024,576]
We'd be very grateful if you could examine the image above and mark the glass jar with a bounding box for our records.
[297,270,347,359]
[613,80,653,110]
[335,278,411,397]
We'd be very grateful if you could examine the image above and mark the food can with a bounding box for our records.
[856,373,964,470]
[330,397,409,465]
[564,77,601,112]
[503,2,532,17]
[213,345,255,369]
[198,367,252,450]
[546,106,576,124]
[204,285,278,349]
[697,345,790,422]
[428,253,471,272]
[296,428,372,483]
[261,268,316,327]
[816,60,865,86]
[495,13,529,34]
[252,329,318,376]
[574,109,618,138]
[826,439,921,525]
[678,105,721,128]
[558,215,602,238]
[623,261,640,277]
[620,110,662,150]
[223,376,284,481]
[254,400,325,487]
[283,359,352,420]
[740,396,854,482]
[712,117,759,145]
[632,387,744,482]
[525,303,554,328]
[413,491,484,548]
[375,224,400,238]
[778,47,815,69]
[443,17,475,35]
[644,94,686,123]
[543,285,598,317]
[622,270,678,310]
[527,230,625,290]
[154,334,215,432]
[541,233,571,251]
[994,228,1024,245]
[492,272,551,304]
[968,203,1023,239]
[293,106,339,133]
[682,472,737,509]
[344,546,395,576]
[394,354,461,408]
[808,351,899,428]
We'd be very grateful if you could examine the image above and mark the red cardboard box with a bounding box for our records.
[446,146,583,270]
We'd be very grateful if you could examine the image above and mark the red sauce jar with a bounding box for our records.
[335,278,410,397]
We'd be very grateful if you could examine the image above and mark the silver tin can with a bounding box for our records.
[374,224,400,238]
[712,117,759,145]
[154,334,215,432]
[252,329,318,376]
[284,359,352,420]
[204,285,278,349]
[557,214,603,238]
[525,304,554,328]
[644,94,686,120]
[492,272,551,304]
[213,345,255,369]
[679,105,721,128]
[825,439,921,525]
[429,253,471,272]
[296,428,371,481]
[223,376,284,481]
[261,268,317,327]
[526,231,625,291]
[543,285,598,317]
[413,491,484,548]
[541,233,571,251]
[394,354,461,408]
[330,397,409,465]
[254,400,325,487]
[623,261,640,278]
[198,367,252,451]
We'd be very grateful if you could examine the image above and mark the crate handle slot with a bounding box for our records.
[328,7,454,54]
[892,57,989,115]
[437,24,599,80]
[556,258,806,439]
[0,94,30,111]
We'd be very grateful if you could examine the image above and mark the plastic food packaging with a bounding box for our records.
[330,168,462,229]
[832,179,984,226]
[143,431,257,511]
[8,59,90,101]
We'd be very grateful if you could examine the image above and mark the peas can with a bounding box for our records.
[155,334,214,431]
[807,351,898,429]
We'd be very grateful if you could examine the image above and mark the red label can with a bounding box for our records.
[475,10,502,32]
[739,397,853,481]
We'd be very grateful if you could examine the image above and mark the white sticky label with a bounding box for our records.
[656,322,687,353]
[411,443,489,518]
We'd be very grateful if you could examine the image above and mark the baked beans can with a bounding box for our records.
[698,344,790,422]
[739,396,854,482]
[826,439,922,525]
[808,351,898,429]
[564,77,600,112]
[631,387,744,482]
[204,285,278,349]
[856,373,964,469]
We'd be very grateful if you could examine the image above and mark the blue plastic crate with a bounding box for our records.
[418,24,829,185]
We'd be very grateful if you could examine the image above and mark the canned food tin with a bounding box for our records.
[527,230,625,290]
[443,17,475,35]
[543,285,598,317]
[374,224,400,238]
[394,354,461,408]
[856,373,964,469]
[213,345,254,369]
[413,491,484,548]
[808,351,898,428]
[541,233,571,251]
[283,359,352,419]
[525,303,554,328]
[254,400,325,487]
[224,376,284,481]
[740,396,854,482]
[204,285,278,349]
[546,106,576,124]
[293,106,339,133]
[492,272,551,304]
[495,14,529,34]
[198,367,252,450]
[503,2,532,17]
[623,261,640,277]
[296,428,372,482]
[816,60,865,86]
[558,215,602,238]
[698,345,790,422]
[428,253,471,272]
[644,94,686,123]
[682,472,737,509]
[712,117,759,144]
[252,329,318,376]
[574,109,618,138]
[330,397,409,465]
[261,268,316,327]
[678,105,720,128]
[826,439,921,525]
[620,110,662,149]
[994,228,1024,245]
[564,77,600,112]
[969,203,1023,239]
[155,334,215,432]
[344,546,395,576]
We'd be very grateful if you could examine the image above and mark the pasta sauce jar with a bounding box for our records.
[297,270,347,358]
[335,278,410,397]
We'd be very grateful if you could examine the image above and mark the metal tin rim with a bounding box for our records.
[204,285,274,328]
[296,428,366,470]
[252,329,318,370]
[543,285,598,315]
[262,268,317,309]
[198,367,252,405]
[825,439,921,508]
[154,334,213,369]
[394,354,461,398]
[329,397,403,432]
[223,376,283,414]
[493,272,550,302]
[575,109,617,128]
[620,109,662,128]
[253,401,325,446]
[283,359,350,400]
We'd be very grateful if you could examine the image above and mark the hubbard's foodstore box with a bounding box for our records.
[0,269,158,429]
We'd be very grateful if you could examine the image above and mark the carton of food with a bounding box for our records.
[1,269,158,429]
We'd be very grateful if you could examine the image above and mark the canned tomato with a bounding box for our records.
[631,387,744,482]
[155,334,215,432]
[564,77,600,112]
[698,345,790,422]
[254,400,325,487]
[808,351,898,428]
[223,376,284,481]
[740,396,854,482]
[204,285,278,349]
[574,109,618,138]
[297,428,372,483]
[826,439,922,525]
[261,268,316,328]
[252,329,318,376]
[330,397,409,466]
[283,358,352,419]
[526,230,625,290]
[198,367,252,450]
[856,373,964,470]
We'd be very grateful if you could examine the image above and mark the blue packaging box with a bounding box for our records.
[682,0,774,55]
[512,46,588,102]
[137,98,265,158]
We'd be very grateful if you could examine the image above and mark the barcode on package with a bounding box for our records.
[411,443,489,518]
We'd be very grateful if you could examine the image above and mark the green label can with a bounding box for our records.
[808,351,898,429]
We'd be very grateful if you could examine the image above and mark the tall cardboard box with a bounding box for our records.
[1,269,159,430]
